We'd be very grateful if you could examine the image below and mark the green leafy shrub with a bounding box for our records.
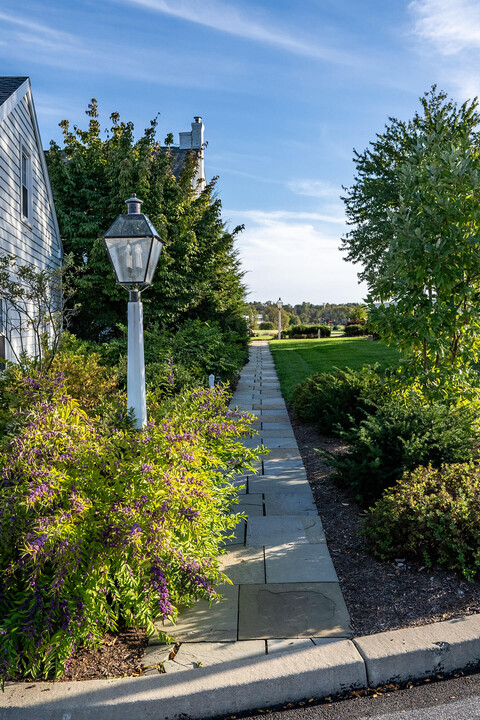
[259,322,274,330]
[172,319,247,385]
[0,376,261,681]
[344,323,369,337]
[98,320,247,395]
[292,365,390,434]
[50,332,122,414]
[328,400,477,506]
[364,462,480,580]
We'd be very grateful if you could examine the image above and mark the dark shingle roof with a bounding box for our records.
[0,77,28,107]
[164,147,200,179]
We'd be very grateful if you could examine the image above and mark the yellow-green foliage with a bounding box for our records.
[0,377,263,681]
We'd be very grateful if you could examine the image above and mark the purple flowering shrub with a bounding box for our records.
[0,378,260,681]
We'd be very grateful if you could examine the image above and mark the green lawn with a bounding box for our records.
[269,336,400,401]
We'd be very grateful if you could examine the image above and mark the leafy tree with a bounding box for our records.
[342,87,480,398]
[46,101,246,345]
[0,254,78,372]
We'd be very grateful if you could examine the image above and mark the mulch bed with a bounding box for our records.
[289,408,480,637]
[58,630,149,682]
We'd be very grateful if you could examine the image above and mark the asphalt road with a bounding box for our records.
[215,671,480,720]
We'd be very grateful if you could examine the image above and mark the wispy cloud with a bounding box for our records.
[0,10,75,44]
[287,179,341,199]
[226,208,346,226]
[410,0,480,55]
[409,0,480,98]
[226,208,363,303]
[118,0,358,65]
[0,8,241,89]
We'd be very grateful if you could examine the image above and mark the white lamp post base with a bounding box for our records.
[127,291,147,429]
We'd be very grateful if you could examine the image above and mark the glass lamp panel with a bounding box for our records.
[144,237,163,285]
[105,236,152,285]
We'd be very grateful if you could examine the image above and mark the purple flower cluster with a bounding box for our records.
[179,506,199,522]
[150,560,173,618]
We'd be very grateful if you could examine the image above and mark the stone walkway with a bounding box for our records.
[145,340,352,673]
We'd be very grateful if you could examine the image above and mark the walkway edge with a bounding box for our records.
[2,615,480,719]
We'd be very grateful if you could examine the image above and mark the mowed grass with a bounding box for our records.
[269,336,400,402]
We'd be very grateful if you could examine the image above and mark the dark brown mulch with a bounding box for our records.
[58,630,149,682]
[289,410,480,637]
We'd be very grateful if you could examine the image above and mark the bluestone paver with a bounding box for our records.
[246,516,310,546]
[236,493,264,516]
[220,546,265,584]
[264,491,317,516]
[264,543,338,583]
[158,584,239,642]
[238,583,353,639]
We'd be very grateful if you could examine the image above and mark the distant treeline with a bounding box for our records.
[245,301,366,328]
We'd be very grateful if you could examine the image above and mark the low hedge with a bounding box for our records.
[282,324,331,339]
[364,462,480,581]
[344,324,369,337]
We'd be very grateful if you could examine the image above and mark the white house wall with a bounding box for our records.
[0,86,62,363]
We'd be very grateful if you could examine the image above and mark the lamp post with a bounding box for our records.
[277,297,283,340]
[103,194,163,428]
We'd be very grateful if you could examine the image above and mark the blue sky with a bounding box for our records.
[1,0,479,304]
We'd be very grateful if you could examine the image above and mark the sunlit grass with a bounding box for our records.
[269,336,400,401]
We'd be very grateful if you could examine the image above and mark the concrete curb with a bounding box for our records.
[2,616,480,719]
[354,614,480,688]
[0,640,365,720]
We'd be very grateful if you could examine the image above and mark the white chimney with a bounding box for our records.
[177,117,206,193]
[191,116,204,149]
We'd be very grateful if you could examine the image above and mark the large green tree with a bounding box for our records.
[46,101,246,343]
[342,88,480,398]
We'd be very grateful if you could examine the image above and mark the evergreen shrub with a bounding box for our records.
[328,400,476,506]
[364,462,480,580]
[344,323,369,337]
[0,376,261,681]
[292,365,389,434]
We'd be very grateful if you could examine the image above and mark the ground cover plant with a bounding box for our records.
[269,336,400,402]
[0,375,261,682]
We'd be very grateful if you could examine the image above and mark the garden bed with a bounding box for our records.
[289,410,480,636]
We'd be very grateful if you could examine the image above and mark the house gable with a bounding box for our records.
[0,76,63,362]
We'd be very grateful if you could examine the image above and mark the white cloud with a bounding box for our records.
[117,0,358,65]
[228,208,345,225]
[409,0,480,99]
[287,179,341,199]
[226,209,366,303]
[410,0,480,55]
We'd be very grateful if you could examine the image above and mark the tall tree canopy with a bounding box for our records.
[342,88,480,397]
[46,100,246,343]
